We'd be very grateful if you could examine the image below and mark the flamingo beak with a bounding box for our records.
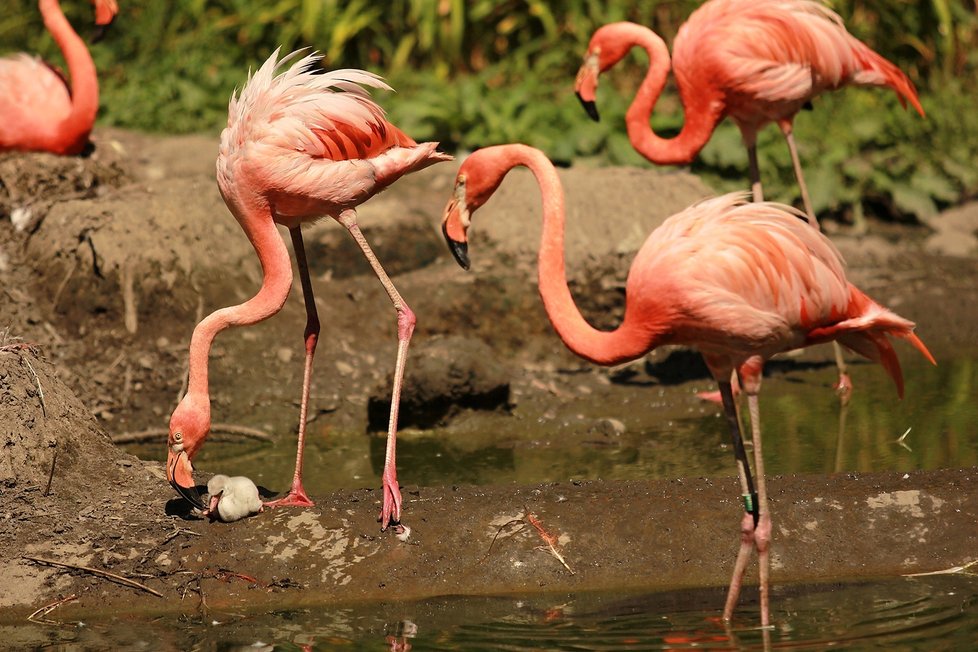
[167,449,206,510]
[577,95,600,122]
[575,54,601,122]
[91,0,118,43]
[441,198,470,270]
[206,490,223,518]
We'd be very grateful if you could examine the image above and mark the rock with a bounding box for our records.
[920,201,978,257]
[367,335,510,430]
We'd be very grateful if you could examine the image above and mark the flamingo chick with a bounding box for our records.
[441,144,934,626]
[205,474,263,522]
[166,49,451,531]
[0,0,118,154]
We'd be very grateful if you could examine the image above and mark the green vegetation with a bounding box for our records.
[4,0,976,220]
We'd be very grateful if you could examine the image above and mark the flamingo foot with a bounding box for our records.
[264,484,315,509]
[834,372,853,406]
[378,470,403,532]
[697,389,724,404]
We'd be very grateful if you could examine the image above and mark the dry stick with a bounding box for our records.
[21,355,46,417]
[23,556,164,598]
[120,261,138,334]
[479,518,527,563]
[904,560,978,577]
[43,443,57,496]
[525,507,575,575]
[110,423,273,444]
[27,593,78,625]
[50,256,78,313]
[162,527,201,546]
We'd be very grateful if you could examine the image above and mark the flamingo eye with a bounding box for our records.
[174,432,183,442]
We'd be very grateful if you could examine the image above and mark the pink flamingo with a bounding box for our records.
[574,0,924,221]
[441,144,934,626]
[166,49,451,531]
[574,0,924,398]
[0,0,118,155]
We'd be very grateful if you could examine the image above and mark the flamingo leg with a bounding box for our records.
[265,226,318,508]
[779,123,817,227]
[340,209,413,532]
[780,123,853,402]
[746,391,773,628]
[745,140,763,203]
[718,378,759,623]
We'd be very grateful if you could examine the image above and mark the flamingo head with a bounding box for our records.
[441,147,510,270]
[166,394,210,510]
[575,23,640,122]
[91,0,119,42]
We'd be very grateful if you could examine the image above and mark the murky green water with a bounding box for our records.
[128,354,978,497]
[104,354,978,650]
[15,574,978,649]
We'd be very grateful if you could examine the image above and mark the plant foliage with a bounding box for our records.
[3,0,976,220]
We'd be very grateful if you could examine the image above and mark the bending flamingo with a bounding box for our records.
[0,0,118,154]
[441,144,934,626]
[574,0,924,222]
[166,49,451,531]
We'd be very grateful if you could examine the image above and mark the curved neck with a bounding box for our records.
[185,199,294,401]
[622,26,718,165]
[40,0,98,151]
[499,145,659,366]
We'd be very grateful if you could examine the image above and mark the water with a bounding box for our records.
[127,354,978,497]
[105,354,977,650]
[15,574,978,649]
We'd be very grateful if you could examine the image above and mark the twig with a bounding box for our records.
[110,422,273,444]
[22,355,46,417]
[904,560,978,577]
[27,593,77,625]
[479,518,526,563]
[525,507,574,575]
[43,442,57,496]
[162,527,201,545]
[23,556,164,597]
[895,427,912,452]
[51,256,78,312]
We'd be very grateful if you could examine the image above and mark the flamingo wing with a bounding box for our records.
[630,194,849,353]
[225,49,413,164]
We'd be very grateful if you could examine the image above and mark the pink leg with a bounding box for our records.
[265,227,317,508]
[746,140,763,204]
[341,210,412,531]
[780,123,852,401]
[779,122,817,228]
[746,392,772,628]
[716,377,760,623]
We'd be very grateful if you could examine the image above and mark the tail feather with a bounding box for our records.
[838,331,904,398]
[809,285,934,398]
[852,44,925,117]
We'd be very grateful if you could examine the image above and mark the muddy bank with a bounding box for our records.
[1,127,976,619]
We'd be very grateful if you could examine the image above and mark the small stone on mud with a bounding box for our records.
[277,347,294,363]
[336,360,354,376]
[590,418,626,437]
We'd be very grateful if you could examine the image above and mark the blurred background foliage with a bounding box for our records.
[2,0,976,221]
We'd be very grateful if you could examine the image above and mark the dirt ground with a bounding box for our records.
[0,128,976,619]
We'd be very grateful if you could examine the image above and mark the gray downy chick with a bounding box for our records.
[205,474,264,522]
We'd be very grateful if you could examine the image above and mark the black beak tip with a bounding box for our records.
[170,479,206,511]
[91,16,115,43]
[449,240,470,270]
[442,221,470,270]
[576,94,600,122]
